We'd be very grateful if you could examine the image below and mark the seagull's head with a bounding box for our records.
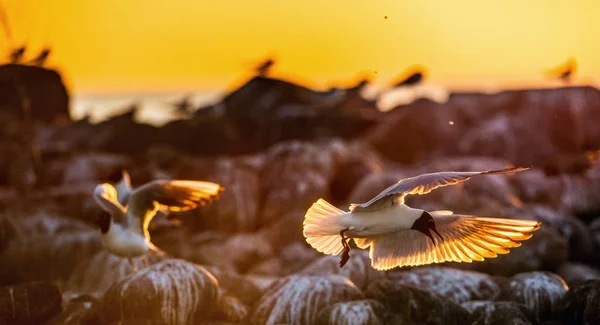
[411,211,443,245]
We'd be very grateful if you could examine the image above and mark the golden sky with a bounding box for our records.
[1,0,599,94]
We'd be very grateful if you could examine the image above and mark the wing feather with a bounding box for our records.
[365,213,540,270]
[350,166,528,212]
[127,179,224,235]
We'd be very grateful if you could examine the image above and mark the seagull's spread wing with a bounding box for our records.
[349,167,528,212]
[359,211,541,271]
[126,180,224,236]
[93,183,126,223]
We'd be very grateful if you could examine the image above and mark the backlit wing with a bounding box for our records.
[360,211,541,271]
[114,170,132,206]
[126,179,224,235]
[349,167,528,212]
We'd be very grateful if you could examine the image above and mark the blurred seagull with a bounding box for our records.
[303,167,541,270]
[392,66,426,88]
[170,94,194,116]
[93,176,224,271]
[9,46,25,63]
[546,57,577,83]
[255,57,275,76]
[27,48,51,66]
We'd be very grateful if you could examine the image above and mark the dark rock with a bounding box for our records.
[191,159,261,233]
[346,171,409,207]
[220,76,379,152]
[507,205,594,263]
[86,109,160,155]
[511,169,564,210]
[557,263,600,287]
[258,141,336,228]
[559,167,600,220]
[386,266,502,303]
[497,271,569,322]
[316,299,384,325]
[258,209,317,251]
[467,301,533,325]
[365,278,470,325]
[202,266,264,305]
[247,257,282,277]
[11,213,92,236]
[461,300,493,313]
[365,87,600,175]
[590,217,600,258]
[279,242,320,276]
[47,294,102,325]
[364,98,462,164]
[249,275,364,325]
[210,294,248,323]
[0,282,62,325]
[0,64,70,124]
[0,230,102,285]
[189,232,273,273]
[327,139,383,203]
[59,153,132,185]
[0,214,18,254]
[559,279,600,325]
[299,250,386,290]
[102,259,220,325]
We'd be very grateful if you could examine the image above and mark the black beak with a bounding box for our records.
[426,231,436,246]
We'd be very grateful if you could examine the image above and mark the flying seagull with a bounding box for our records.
[92,176,224,271]
[302,166,540,270]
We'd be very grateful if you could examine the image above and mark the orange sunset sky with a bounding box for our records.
[1,0,599,95]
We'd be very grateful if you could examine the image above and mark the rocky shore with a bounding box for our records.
[0,64,600,324]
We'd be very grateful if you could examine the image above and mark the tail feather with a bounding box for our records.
[303,199,347,256]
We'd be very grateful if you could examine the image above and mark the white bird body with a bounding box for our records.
[102,222,149,258]
[340,204,423,238]
[303,166,541,270]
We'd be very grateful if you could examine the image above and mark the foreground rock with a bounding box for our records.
[65,250,164,299]
[102,259,220,325]
[316,299,384,325]
[249,275,364,325]
[0,282,62,325]
[47,294,102,325]
[466,301,533,325]
[497,271,568,322]
[366,278,470,325]
[559,279,600,325]
[387,266,502,304]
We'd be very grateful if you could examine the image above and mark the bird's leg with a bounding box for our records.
[339,229,351,268]
[141,255,149,268]
[128,257,138,273]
